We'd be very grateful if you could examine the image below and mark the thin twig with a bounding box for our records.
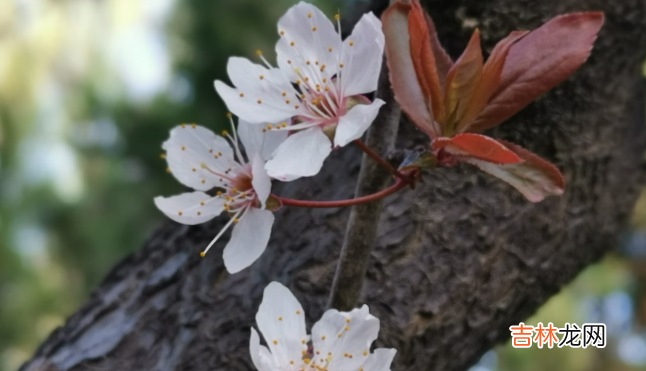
[327,57,402,310]
[353,139,411,182]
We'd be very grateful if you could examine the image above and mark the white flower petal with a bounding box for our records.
[334,99,385,147]
[251,154,272,209]
[358,348,397,371]
[222,208,274,273]
[154,192,225,225]
[276,2,342,82]
[264,127,332,181]
[256,282,309,367]
[215,57,300,124]
[340,12,384,97]
[311,305,380,370]
[250,327,276,371]
[238,119,289,161]
[164,125,235,191]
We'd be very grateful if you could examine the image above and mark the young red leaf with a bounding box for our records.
[443,30,483,136]
[457,31,528,134]
[469,12,604,132]
[432,133,522,164]
[464,139,565,202]
[382,2,439,137]
[422,8,453,88]
[409,0,445,123]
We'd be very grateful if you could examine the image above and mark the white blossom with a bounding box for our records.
[215,2,385,181]
[250,282,397,371]
[154,119,287,273]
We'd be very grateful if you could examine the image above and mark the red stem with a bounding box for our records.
[274,178,408,208]
[352,139,410,182]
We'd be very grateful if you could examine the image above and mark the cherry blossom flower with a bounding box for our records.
[214,2,386,181]
[383,0,603,202]
[154,119,287,273]
[250,282,397,371]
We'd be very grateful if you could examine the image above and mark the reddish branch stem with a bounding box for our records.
[274,178,408,208]
[353,139,409,182]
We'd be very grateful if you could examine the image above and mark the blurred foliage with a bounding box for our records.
[0,1,643,371]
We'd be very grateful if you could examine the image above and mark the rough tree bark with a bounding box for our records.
[21,0,646,370]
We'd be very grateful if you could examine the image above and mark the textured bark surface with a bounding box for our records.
[21,0,646,370]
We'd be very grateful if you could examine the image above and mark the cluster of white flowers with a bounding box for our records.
[251,282,396,371]
[155,1,385,273]
[154,3,394,369]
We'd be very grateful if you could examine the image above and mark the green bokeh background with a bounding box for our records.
[0,1,644,370]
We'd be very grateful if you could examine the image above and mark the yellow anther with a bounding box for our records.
[345,318,350,323]
[273,340,278,345]
[316,350,320,355]
[240,193,247,197]
[321,335,326,340]
[307,12,312,18]
[287,59,292,64]
[218,152,222,156]
[328,47,333,52]
[281,123,287,128]
[200,252,205,257]
[262,128,266,132]
[320,65,326,72]
[296,310,301,314]
[278,317,283,321]
[290,361,294,365]
[303,358,311,365]
[295,104,300,109]
[324,87,329,92]
[197,211,201,216]
[191,123,196,128]
[181,146,186,150]
[322,78,327,83]
[178,211,183,216]
[306,61,311,65]
[290,41,295,46]
[165,167,171,173]
[222,130,228,136]
[296,79,301,85]
[160,153,166,159]
[312,26,317,31]
[201,179,205,184]
[257,99,262,104]
[255,50,262,56]
[280,30,285,35]
[315,61,319,65]
[223,204,229,210]
[180,123,186,128]
[200,201,205,206]
[337,334,342,338]
[312,99,318,105]
[304,77,309,82]
[226,112,232,118]
[282,92,287,96]
[259,75,264,80]
[233,218,239,223]
[231,187,237,192]
[335,14,340,20]
[286,99,290,104]
[300,94,305,99]
[216,191,223,196]
[339,63,344,68]
[267,124,273,130]
[209,149,213,153]
[301,339,306,344]
[344,326,349,331]
[349,41,354,46]
[213,154,218,158]
[239,92,244,97]
[192,168,196,172]
[363,351,368,356]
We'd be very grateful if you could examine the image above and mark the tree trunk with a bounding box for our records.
[21,0,646,370]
